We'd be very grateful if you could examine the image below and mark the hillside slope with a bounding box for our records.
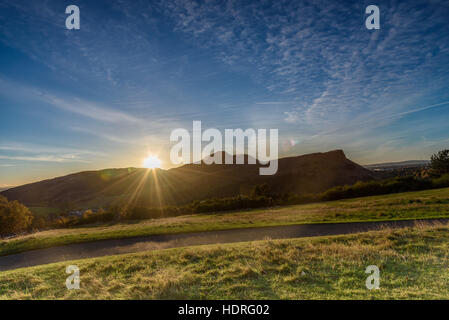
[1,150,378,208]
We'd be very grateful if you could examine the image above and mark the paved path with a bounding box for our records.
[0,218,446,271]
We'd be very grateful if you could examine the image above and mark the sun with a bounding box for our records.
[142,155,161,169]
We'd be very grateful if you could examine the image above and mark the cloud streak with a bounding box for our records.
[39,93,141,124]
[0,155,89,163]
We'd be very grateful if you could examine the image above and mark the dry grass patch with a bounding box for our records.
[0,222,448,300]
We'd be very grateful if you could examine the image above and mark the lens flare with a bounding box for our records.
[142,155,161,169]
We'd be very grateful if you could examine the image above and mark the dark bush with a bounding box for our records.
[431,149,449,176]
[432,173,449,188]
[0,195,34,236]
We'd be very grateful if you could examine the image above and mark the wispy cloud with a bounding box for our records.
[0,143,103,164]
[255,102,292,105]
[0,77,141,124]
[162,0,449,129]
[69,126,133,144]
[0,143,103,156]
[38,93,141,124]
[0,155,89,163]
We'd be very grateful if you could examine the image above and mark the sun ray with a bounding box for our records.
[151,169,165,213]
[122,168,151,211]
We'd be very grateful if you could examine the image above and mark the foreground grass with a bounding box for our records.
[0,222,448,299]
[1,187,449,257]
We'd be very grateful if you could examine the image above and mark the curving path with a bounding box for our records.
[0,218,447,271]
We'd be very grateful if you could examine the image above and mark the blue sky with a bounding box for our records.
[1,0,449,186]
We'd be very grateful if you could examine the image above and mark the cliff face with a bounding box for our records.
[1,150,378,208]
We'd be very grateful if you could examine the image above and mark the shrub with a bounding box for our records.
[431,149,449,176]
[31,216,48,231]
[432,173,449,188]
[0,195,34,236]
[252,183,272,198]
[82,209,94,219]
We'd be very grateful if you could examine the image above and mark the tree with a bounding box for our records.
[430,149,449,176]
[0,195,34,236]
[82,209,93,219]
[109,204,128,220]
[252,183,272,198]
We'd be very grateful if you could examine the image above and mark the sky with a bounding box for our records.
[1,0,449,187]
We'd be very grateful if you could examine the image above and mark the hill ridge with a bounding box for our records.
[1,150,378,209]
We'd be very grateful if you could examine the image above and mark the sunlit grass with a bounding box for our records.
[1,187,449,256]
[0,222,448,299]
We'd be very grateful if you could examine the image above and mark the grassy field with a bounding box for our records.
[0,222,447,299]
[1,187,449,257]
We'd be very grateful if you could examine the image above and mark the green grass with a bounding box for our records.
[1,187,449,257]
[0,222,448,299]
